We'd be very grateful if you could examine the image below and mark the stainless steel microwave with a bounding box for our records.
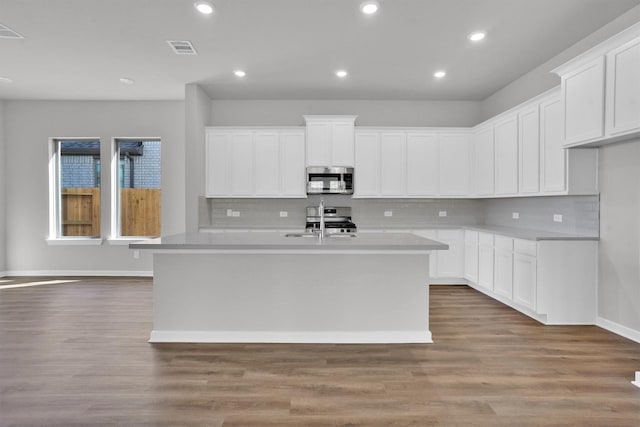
[306,167,354,195]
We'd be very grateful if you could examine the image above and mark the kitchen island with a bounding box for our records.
[131,231,448,344]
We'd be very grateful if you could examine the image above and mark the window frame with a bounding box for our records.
[47,137,103,245]
[109,137,162,242]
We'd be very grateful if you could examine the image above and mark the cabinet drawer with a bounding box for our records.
[514,239,537,257]
[479,232,494,247]
[494,235,514,251]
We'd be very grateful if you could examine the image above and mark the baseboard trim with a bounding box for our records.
[149,330,433,344]
[430,278,469,285]
[596,317,640,344]
[4,270,153,277]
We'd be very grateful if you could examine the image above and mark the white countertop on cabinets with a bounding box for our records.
[130,231,449,252]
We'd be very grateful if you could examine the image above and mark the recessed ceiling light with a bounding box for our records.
[234,70,246,77]
[194,1,215,15]
[468,31,486,42]
[0,76,12,83]
[336,70,348,78]
[119,78,135,85]
[360,1,380,15]
[434,71,446,79]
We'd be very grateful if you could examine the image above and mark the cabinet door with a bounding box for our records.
[414,230,438,279]
[229,132,254,196]
[306,122,331,166]
[205,132,230,196]
[518,106,540,194]
[439,134,470,196]
[380,133,405,196]
[478,244,494,292]
[513,253,537,311]
[332,122,355,167]
[464,231,479,283]
[436,230,464,278]
[606,37,640,136]
[407,133,438,196]
[493,236,514,300]
[561,56,605,145]
[473,126,494,196]
[354,133,380,197]
[540,96,567,193]
[254,132,280,196]
[495,115,519,195]
[280,131,306,197]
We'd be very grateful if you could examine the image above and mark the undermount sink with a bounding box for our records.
[285,233,318,238]
[284,232,357,238]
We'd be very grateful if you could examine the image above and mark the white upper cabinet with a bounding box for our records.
[472,125,494,196]
[605,36,640,137]
[354,132,381,197]
[304,116,357,167]
[406,133,438,196]
[380,133,406,196]
[518,105,540,194]
[205,127,306,198]
[354,129,465,198]
[253,132,280,196]
[560,57,606,146]
[539,97,566,193]
[553,22,640,147]
[439,133,470,196]
[494,114,519,195]
[280,131,307,197]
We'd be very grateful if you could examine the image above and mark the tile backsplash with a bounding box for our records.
[200,194,600,236]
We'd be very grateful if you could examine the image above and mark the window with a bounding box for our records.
[48,138,101,240]
[111,138,161,238]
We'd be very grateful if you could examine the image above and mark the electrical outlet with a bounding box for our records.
[384,210,393,217]
[133,250,140,259]
[553,214,563,223]
[279,211,288,218]
[512,212,520,219]
[232,211,240,217]
[439,210,447,217]
[226,209,233,217]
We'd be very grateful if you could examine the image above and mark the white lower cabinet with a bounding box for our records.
[413,229,464,282]
[513,240,537,311]
[463,230,478,283]
[493,236,514,299]
[464,230,597,325]
[477,233,494,292]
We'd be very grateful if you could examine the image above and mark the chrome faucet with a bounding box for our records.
[318,198,325,240]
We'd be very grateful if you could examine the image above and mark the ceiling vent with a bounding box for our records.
[167,40,197,55]
[0,23,23,39]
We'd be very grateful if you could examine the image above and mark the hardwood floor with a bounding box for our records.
[1,277,639,426]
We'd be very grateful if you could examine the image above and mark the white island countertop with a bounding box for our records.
[130,231,449,252]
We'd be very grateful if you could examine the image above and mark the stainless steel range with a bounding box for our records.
[305,206,357,235]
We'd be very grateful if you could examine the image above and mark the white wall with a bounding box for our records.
[210,99,481,127]
[480,4,640,121]
[598,139,640,334]
[3,101,185,274]
[0,101,5,274]
[185,84,212,232]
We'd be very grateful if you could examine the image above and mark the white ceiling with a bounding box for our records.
[0,0,639,101]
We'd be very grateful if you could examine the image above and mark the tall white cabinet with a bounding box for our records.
[205,127,306,198]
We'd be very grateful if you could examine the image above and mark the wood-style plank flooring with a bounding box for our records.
[1,277,639,426]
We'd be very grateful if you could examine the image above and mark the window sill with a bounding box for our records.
[46,238,103,246]
[108,237,157,246]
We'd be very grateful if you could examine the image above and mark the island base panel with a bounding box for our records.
[150,253,431,344]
